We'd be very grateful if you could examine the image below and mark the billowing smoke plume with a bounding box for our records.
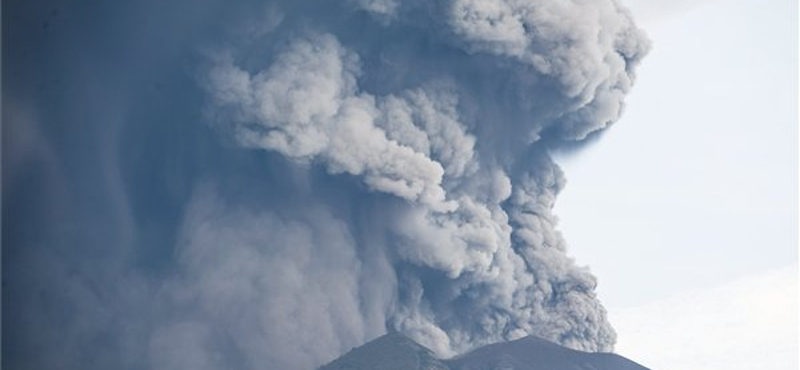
[202,0,647,357]
[3,0,648,369]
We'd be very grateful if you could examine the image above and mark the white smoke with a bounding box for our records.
[206,35,455,211]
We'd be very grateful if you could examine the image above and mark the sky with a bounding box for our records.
[554,0,798,368]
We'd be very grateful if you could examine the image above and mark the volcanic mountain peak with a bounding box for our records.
[317,332,652,370]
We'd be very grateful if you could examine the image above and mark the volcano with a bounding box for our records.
[318,332,651,370]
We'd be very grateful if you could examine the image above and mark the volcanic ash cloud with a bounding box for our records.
[196,0,649,367]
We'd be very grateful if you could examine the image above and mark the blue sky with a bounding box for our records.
[554,0,798,368]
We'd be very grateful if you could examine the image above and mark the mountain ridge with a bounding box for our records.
[317,332,652,370]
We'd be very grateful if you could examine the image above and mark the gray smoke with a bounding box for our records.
[200,0,648,361]
[3,0,648,369]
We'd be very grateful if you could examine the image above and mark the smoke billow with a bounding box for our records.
[3,0,648,369]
